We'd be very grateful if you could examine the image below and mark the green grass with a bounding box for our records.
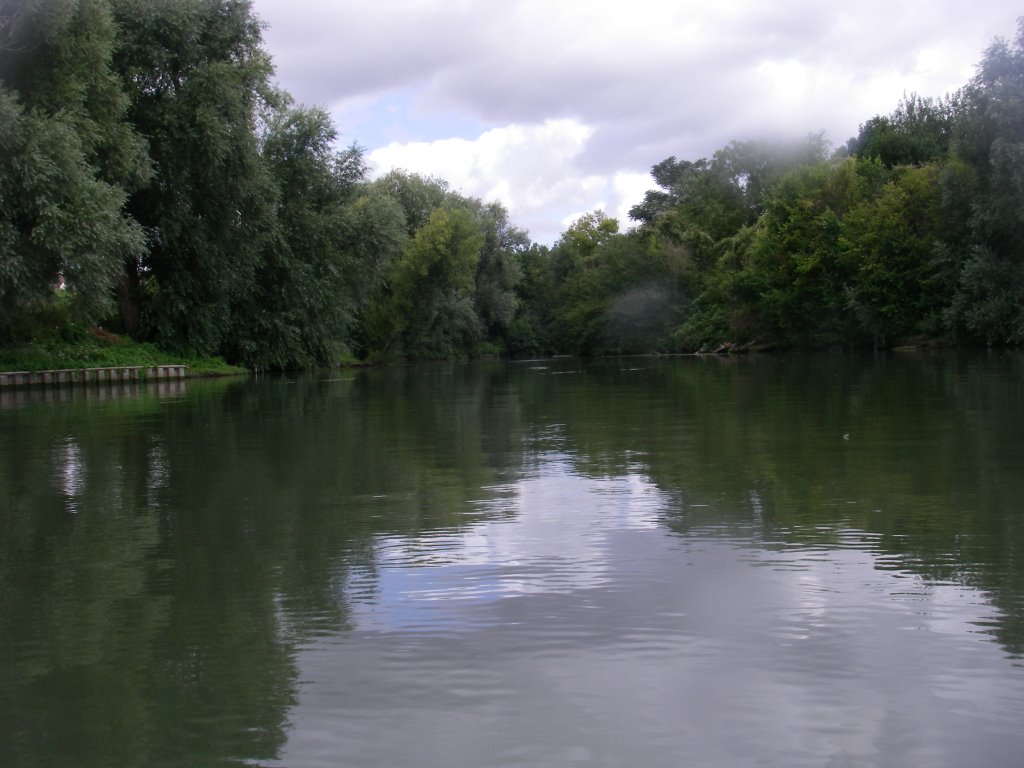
[336,352,374,368]
[0,310,246,376]
[471,339,506,358]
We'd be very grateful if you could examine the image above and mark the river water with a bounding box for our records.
[2,354,1023,767]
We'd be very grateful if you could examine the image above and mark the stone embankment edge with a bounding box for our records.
[0,365,187,388]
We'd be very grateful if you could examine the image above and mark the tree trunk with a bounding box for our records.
[118,259,141,336]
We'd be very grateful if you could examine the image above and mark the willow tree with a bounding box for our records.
[225,107,406,369]
[0,0,147,335]
[111,0,278,353]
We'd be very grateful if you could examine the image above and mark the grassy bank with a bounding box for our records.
[0,311,246,377]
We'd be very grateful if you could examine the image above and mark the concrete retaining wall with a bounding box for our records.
[0,365,187,388]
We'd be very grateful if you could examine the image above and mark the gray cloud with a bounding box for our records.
[253,0,1021,241]
[260,0,1016,151]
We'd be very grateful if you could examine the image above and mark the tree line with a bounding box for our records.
[524,16,1024,355]
[2,1,1022,369]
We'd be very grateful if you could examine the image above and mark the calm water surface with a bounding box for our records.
[2,354,1023,767]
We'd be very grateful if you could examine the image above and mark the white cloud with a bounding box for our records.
[369,119,637,244]
[611,172,652,230]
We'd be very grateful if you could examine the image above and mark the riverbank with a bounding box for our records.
[0,326,247,378]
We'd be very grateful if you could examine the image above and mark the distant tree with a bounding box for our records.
[627,157,705,226]
[505,242,554,355]
[847,93,956,167]
[224,107,382,369]
[841,163,952,344]
[624,136,830,349]
[741,160,872,346]
[470,200,527,341]
[365,206,485,358]
[546,211,620,353]
[342,188,409,347]
[371,170,454,236]
[948,18,1024,343]
[629,135,829,234]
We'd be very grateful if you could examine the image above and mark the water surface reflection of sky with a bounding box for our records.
[356,459,663,625]
[271,458,1024,768]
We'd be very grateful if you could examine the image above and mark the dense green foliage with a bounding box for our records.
[0,0,148,331]
[2,5,1023,367]
[539,21,1024,354]
[0,298,243,373]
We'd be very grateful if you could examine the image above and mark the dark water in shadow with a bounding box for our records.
[2,353,1023,767]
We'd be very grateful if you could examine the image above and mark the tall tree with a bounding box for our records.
[378,206,485,358]
[471,200,527,341]
[0,0,147,333]
[739,159,873,347]
[225,107,367,369]
[546,211,620,353]
[111,0,278,353]
[371,169,454,237]
[949,19,1024,343]
[841,163,952,344]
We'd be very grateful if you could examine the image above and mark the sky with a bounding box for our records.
[252,0,1021,244]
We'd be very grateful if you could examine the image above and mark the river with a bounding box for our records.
[2,353,1023,767]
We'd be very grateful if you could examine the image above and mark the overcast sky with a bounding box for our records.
[252,0,1020,244]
